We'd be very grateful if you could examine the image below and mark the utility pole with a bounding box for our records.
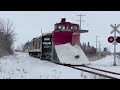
[41,29,43,36]
[97,41,101,52]
[95,36,100,53]
[77,14,86,30]
[99,41,101,52]
[95,36,100,60]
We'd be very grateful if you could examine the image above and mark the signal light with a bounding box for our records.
[108,36,114,43]
[116,37,120,43]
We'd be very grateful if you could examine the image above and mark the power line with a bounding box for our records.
[82,18,90,30]
[76,14,86,30]
[71,11,77,16]
[97,41,101,52]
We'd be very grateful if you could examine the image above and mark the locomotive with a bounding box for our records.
[26,18,90,65]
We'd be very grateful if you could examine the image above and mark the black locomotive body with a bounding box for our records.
[28,33,56,61]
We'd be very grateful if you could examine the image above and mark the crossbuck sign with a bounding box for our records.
[110,24,120,34]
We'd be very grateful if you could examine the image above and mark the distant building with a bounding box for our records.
[104,47,108,52]
[103,47,111,55]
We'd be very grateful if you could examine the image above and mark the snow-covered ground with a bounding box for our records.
[0,52,120,79]
[0,52,84,79]
[89,55,120,73]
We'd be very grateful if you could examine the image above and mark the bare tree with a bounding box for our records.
[0,18,15,57]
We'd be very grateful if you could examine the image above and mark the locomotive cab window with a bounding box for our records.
[66,26,69,29]
[62,26,65,29]
[71,26,73,29]
[58,25,65,30]
[75,26,77,29]
[71,26,77,30]
[58,25,62,29]
[55,25,57,30]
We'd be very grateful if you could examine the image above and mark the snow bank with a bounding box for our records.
[0,52,85,79]
[89,55,120,73]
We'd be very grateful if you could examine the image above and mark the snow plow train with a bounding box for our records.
[27,18,90,65]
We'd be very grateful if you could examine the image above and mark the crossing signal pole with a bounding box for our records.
[109,24,120,66]
[77,14,86,30]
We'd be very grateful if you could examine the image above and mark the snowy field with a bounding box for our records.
[89,55,120,73]
[0,52,120,79]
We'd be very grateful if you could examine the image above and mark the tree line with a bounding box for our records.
[80,42,97,56]
[0,18,15,57]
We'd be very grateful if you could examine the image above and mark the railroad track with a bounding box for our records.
[69,66,120,79]
[69,65,120,79]
[53,63,120,79]
[31,56,120,79]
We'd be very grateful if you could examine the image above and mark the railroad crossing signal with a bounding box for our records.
[108,36,114,43]
[108,24,120,44]
[109,24,120,66]
[116,37,120,43]
[108,36,120,43]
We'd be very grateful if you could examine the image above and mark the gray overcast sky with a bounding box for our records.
[0,11,120,52]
